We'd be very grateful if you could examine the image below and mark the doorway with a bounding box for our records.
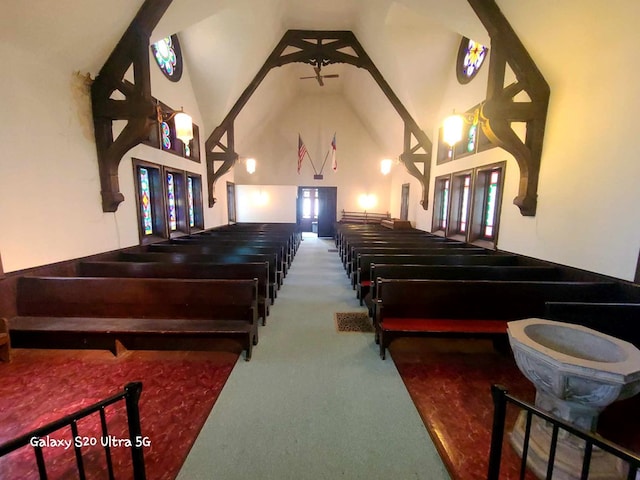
[400,183,410,221]
[297,186,337,237]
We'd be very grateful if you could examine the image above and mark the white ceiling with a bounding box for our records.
[4,0,490,157]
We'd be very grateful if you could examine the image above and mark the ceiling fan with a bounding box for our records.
[299,65,339,87]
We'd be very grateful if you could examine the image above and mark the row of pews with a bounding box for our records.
[335,223,640,360]
[7,223,301,361]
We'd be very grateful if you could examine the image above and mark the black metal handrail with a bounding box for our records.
[488,384,640,480]
[0,382,146,479]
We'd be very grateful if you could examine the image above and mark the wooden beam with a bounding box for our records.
[468,0,550,216]
[205,30,432,209]
[91,0,172,212]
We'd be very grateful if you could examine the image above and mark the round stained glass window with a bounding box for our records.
[456,37,488,84]
[150,34,183,82]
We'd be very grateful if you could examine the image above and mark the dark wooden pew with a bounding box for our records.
[9,276,259,360]
[341,236,459,266]
[375,279,621,359]
[147,243,287,280]
[545,301,640,348]
[171,237,294,269]
[118,251,279,302]
[361,264,560,307]
[78,260,271,325]
[348,245,486,282]
[0,317,10,362]
[354,252,517,292]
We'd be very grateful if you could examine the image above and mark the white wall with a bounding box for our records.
[234,93,393,217]
[390,1,640,281]
[0,34,228,273]
[236,185,297,223]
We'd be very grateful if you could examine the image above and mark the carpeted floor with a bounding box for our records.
[0,348,238,479]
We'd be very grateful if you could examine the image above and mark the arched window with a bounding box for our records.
[150,35,183,82]
[456,37,488,84]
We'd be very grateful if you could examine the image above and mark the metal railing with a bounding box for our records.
[488,384,640,480]
[0,382,146,479]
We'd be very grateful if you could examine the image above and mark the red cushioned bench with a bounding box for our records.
[375,279,623,359]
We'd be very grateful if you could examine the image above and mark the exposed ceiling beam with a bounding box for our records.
[91,0,172,212]
[205,30,433,208]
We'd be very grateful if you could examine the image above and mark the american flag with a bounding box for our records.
[298,134,308,174]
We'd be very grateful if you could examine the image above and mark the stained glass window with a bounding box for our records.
[484,170,500,238]
[150,35,183,82]
[459,176,471,233]
[188,177,195,228]
[139,168,153,236]
[440,179,450,230]
[161,121,171,150]
[456,37,488,84]
[167,173,177,231]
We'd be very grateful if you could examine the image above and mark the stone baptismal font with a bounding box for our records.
[508,318,640,480]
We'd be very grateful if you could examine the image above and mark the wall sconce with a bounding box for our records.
[442,108,480,147]
[380,159,393,175]
[157,103,193,144]
[246,158,256,174]
[358,194,377,210]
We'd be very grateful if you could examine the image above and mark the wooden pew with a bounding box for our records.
[9,276,259,360]
[340,235,456,265]
[78,260,271,325]
[361,264,560,307]
[348,245,486,282]
[545,301,640,348]
[375,279,622,359]
[0,317,10,362]
[355,253,518,294]
[147,243,287,280]
[118,252,279,302]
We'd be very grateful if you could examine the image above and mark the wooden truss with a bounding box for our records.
[91,0,548,216]
[205,30,433,208]
[91,0,172,212]
[469,0,550,216]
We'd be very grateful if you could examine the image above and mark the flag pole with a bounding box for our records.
[319,149,330,174]
[306,150,318,175]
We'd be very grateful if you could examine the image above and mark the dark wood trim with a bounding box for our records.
[635,250,640,284]
[205,30,432,208]
[91,0,172,212]
[467,0,550,216]
[132,158,168,245]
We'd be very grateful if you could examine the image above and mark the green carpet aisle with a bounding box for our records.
[177,234,450,480]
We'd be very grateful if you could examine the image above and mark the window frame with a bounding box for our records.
[186,172,205,232]
[133,159,168,245]
[435,162,506,249]
[431,174,452,235]
[468,162,506,249]
[446,170,474,241]
[163,166,190,238]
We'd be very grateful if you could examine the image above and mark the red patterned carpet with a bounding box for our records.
[390,338,640,480]
[0,347,238,479]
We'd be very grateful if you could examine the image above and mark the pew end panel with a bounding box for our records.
[0,317,11,362]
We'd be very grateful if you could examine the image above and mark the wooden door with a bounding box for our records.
[317,187,337,238]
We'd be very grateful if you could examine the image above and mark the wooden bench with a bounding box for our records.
[9,276,259,360]
[375,279,622,359]
[348,245,486,282]
[339,210,390,224]
[147,243,288,279]
[340,235,456,265]
[361,264,560,307]
[78,260,271,325]
[356,253,519,295]
[119,251,280,302]
[0,317,10,362]
[545,301,640,348]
